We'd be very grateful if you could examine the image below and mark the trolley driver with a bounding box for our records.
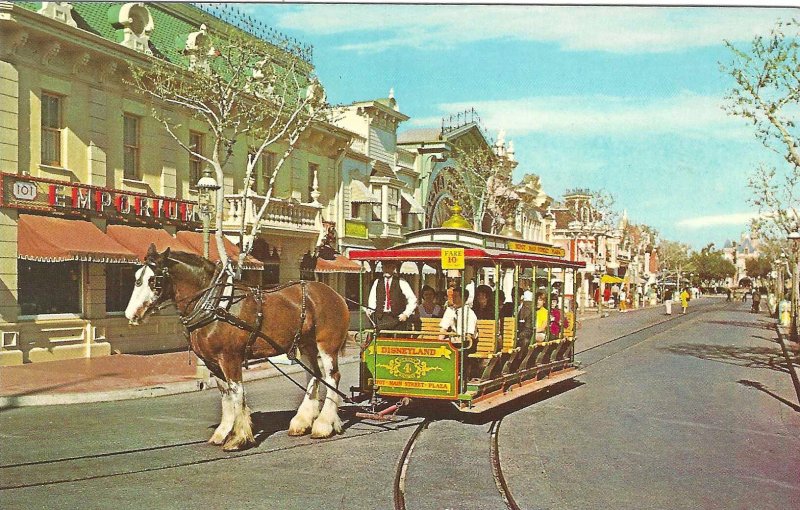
[366,260,417,331]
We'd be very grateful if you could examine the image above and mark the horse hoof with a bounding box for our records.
[287,427,310,437]
[310,422,334,439]
[222,438,254,452]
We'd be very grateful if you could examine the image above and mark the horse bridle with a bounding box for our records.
[137,261,174,311]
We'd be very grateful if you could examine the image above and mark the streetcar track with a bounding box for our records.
[0,417,423,491]
[575,301,726,368]
[489,419,521,510]
[0,439,207,469]
[4,302,729,495]
[393,418,521,510]
[389,301,729,510]
[393,418,429,510]
[0,404,404,471]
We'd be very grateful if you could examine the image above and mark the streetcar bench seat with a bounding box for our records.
[469,319,499,359]
[502,317,516,353]
[420,317,440,332]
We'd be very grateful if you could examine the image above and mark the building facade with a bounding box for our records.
[0,2,346,364]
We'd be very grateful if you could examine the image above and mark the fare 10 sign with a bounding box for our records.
[0,172,200,225]
[441,248,464,270]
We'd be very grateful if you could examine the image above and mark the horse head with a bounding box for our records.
[125,243,173,326]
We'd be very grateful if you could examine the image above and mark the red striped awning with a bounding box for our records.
[106,225,195,262]
[175,231,264,270]
[17,214,138,264]
[315,254,362,273]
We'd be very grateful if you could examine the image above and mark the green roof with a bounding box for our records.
[16,2,311,65]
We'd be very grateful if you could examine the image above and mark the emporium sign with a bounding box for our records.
[0,173,200,225]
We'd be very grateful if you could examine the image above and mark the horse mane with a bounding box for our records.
[166,250,217,275]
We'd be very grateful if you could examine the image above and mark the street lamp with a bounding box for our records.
[196,167,220,259]
[789,231,800,344]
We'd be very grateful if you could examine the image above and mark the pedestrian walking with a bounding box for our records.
[664,288,673,315]
[680,287,690,314]
[751,290,761,313]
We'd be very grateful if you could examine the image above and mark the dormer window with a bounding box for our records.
[109,3,154,54]
[182,24,215,71]
[37,2,78,28]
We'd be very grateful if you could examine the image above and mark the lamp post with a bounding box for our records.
[196,167,220,259]
[789,231,800,344]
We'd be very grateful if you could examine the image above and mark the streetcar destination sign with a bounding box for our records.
[507,240,565,258]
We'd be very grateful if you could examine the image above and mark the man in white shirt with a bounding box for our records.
[366,260,417,331]
[439,289,478,346]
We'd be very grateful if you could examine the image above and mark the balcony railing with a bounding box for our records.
[223,194,321,234]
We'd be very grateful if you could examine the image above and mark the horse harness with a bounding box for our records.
[173,265,305,365]
[151,260,351,402]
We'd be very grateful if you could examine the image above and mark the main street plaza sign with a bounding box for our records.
[1,173,201,226]
[507,240,565,258]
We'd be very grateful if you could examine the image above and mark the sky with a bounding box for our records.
[231,2,797,249]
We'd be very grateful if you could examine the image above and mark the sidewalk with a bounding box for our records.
[0,343,362,408]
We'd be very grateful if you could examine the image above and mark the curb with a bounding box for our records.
[0,353,362,408]
[774,325,800,405]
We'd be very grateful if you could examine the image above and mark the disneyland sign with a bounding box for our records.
[0,173,201,225]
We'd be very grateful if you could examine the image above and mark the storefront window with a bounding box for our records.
[107,264,137,313]
[19,260,81,316]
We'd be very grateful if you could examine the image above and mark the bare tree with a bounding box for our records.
[565,188,620,240]
[722,19,800,240]
[447,140,518,233]
[658,239,693,285]
[129,24,327,267]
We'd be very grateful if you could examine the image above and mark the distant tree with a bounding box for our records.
[129,24,327,267]
[658,240,693,284]
[745,255,773,280]
[722,19,800,243]
[447,140,518,233]
[689,244,737,285]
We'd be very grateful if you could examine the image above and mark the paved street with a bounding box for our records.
[1,298,798,509]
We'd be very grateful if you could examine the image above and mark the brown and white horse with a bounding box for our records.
[125,244,350,451]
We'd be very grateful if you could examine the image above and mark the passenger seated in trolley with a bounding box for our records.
[365,260,417,331]
[517,290,534,346]
[438,288,478,348]
[472,284,495,320]
[417,284,444,319]
[534,292,549,342]
[549,296,566,338]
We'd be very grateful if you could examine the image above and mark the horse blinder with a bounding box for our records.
[146,263,172,304]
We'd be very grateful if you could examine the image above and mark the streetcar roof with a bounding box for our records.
[348,247,585,269]
[348,227,585,269]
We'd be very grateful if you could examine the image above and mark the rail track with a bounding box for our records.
[2,301,726,499]
[393,418,521,510]
[575,299,724,368]
[0,413,422,491]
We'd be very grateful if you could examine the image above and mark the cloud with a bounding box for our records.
[271,5,796,54]
[407,92,751,139]
[676,212,756,229]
